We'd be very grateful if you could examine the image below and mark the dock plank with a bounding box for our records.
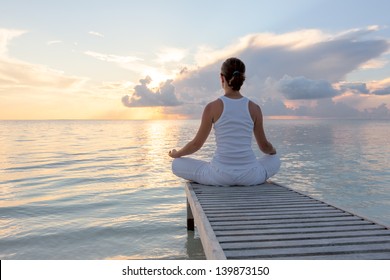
[212,220,376,231]
[224,242,390,259]
[218,230,390,243]
[185,181,390,260]
[221,235,390,250]
[214,225,385,238]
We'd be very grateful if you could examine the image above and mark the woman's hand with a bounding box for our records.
[269,146,277,155]
[168,149,180,158]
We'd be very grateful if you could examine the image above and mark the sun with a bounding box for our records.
[142,69,173,88]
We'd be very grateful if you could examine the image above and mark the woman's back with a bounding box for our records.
[169,57,280,186]
[211,95,257,171]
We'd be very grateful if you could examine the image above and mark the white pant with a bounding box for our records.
[172,155,281,186]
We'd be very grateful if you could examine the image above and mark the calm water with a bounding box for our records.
[0,119,389,259]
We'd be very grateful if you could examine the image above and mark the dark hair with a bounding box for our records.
[221,57,246,91]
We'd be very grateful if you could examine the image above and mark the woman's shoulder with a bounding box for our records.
[248,99,263,122]
[248,99,261,111]
[207,98,223,108]
[205,98,223,123]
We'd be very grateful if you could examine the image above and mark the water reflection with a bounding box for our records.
[0,119,389,260]
[271,119,390,225]
[186,230,206,260]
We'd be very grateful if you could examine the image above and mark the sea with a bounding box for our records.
[0,119,389,260]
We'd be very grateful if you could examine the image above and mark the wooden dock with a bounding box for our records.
[185,181,390,260]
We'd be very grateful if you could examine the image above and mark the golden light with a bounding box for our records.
[127,107,165,120]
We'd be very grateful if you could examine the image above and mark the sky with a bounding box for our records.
[1,0,390,120]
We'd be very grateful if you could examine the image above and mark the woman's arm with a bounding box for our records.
[168,103,214,158]
[250,101,277,155]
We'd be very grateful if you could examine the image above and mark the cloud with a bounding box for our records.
[46,40,63,45]
[0,58,83,90]
[164,26,390,118]
[79,26,389,117]
[358,58,388,70]
[122,76,182,107]
[276,75,339,100]
[0,28,85,92]
[339,82,370,94]
[156,47,188,63]
[372,86,390,95]
[193,29,327,67]
[241,34,388,83]
[84,50,174,86]
[84,51,142,65]
[88,31,104,38]
[0,28,26,56]
[173,26,389,99]
[363,103,390,118]
[85,47,189,88]
[260,98,295,116]
[286,79,390,98]
[99,81,134,91]
[338,81,390,96]
[0,28,117,120]
[334,25,381,41]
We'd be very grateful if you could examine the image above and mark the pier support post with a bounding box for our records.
[187,198,194,230]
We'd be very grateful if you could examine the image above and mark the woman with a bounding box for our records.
[168,57,280,186]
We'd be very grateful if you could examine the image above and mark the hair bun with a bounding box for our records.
[221,57,246,91]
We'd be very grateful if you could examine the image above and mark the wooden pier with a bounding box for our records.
[185,181,390,260]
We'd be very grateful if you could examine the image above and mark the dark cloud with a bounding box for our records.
[275,77,390,101]
[276,75,339,100]
[340,82,370,94]
[122,76,182,107]
[339,83,390,96]
[340,83,390,95]
[238,36,389,83]
[372,86,390,95]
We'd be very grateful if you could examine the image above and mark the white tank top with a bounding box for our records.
[211,96,258,171]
